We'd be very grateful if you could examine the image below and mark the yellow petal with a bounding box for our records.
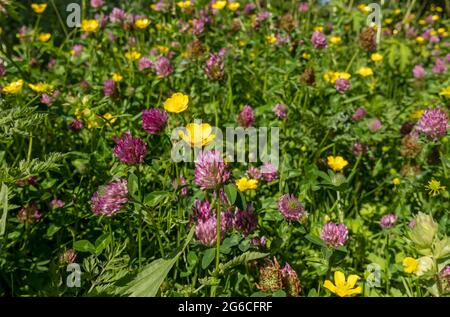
[323,280,337,293]
[346,274,360,288]
[346,286,362,296]
[334,271,346,287]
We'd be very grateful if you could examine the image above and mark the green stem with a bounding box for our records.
[27,133,33,162]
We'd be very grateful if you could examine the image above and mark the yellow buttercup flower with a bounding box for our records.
[179,123,216,147]
[403,257,418,273]
[416,36,425,44]
[157,45,170,54]
[28,82,53,94]
[101,113,117,126]
[371,53,383,62]
[2,79,24,94]
[134,18,150,29]
[38,33,51,42]
[327,156,349,172]
[112,73,123,82]
[212,0,227,10]
[432,15,439,22]
[418,20,426,25]
[357,67,374,77]
[81,19,99,32]
[425,179,446,197]
[394,8,401,15]
[227,2,240,11]
[439,86,450,97]
[357,4,370,13]
[125,50,141,61]
[324,71,350,84]
[314,26,324,32]
[266,35,277,44]
[236,177,258,192]
[393,178,401,185]
[411,109,424,120]
[302,52,311,60]
[164,92,189,113]
[329,36,342,45]
[177,1,191,8]
[31,3,47,14]
[323,271,362,297]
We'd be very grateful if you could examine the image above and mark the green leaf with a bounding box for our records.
[0,183,8,238]
[305,234,326,248]
[95,233,112,255]
[224,184,237,205]
[73,240,96,253]
[272,289,287,297]
[238,238,251,252]
[120,227,194,297]
[235,190,247,211]
[202,248,216,269]
[144,191,171,207]
[128,173,140,200]
[45,224,61,238]
[220,234,241,254]
[219,251,269,274]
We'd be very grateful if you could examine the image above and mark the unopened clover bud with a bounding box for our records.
[415,256,435,276]
[410,212,438,250]
[433,236,450,259]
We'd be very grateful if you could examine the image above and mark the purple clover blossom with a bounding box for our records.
[68,119,83,131]
[50,198,65,208]
[256,11,271,22]
[244,3,256,14]
[17,204,42,224]
[237,105,255,128]
[380,214,398,229]
[311,31,327,49]
[195,216,217,246]
[0,59,6,77]
[192,18,205,36]
[59,249,77,265]
[320,222,349,247]
[273,103,288,119]
[352,107,366,121]
[172,176,188,197]
[71,44,83,57]
[298,2,309,12]
[368,118,382,131]
[335,78,350,94]
[246,166,262,180]
[415,108,449,139]
[413,64,426,79]
[113,131,148,165]
[109,8,125,23]
[154,56,173,77]
[91,179,128,216]
[277,194,305,221]
[432,58,447,74]
[142,108,168,135]
[103,79,117,97]
[204,53,225,80]
[194,150,230,189]
[90,0,104,8]
[138,57,153,71]
[234,205,258,236]
[251,236,267,247]
[261,162,278,182]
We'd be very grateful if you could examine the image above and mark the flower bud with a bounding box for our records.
[410,212,438,251]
